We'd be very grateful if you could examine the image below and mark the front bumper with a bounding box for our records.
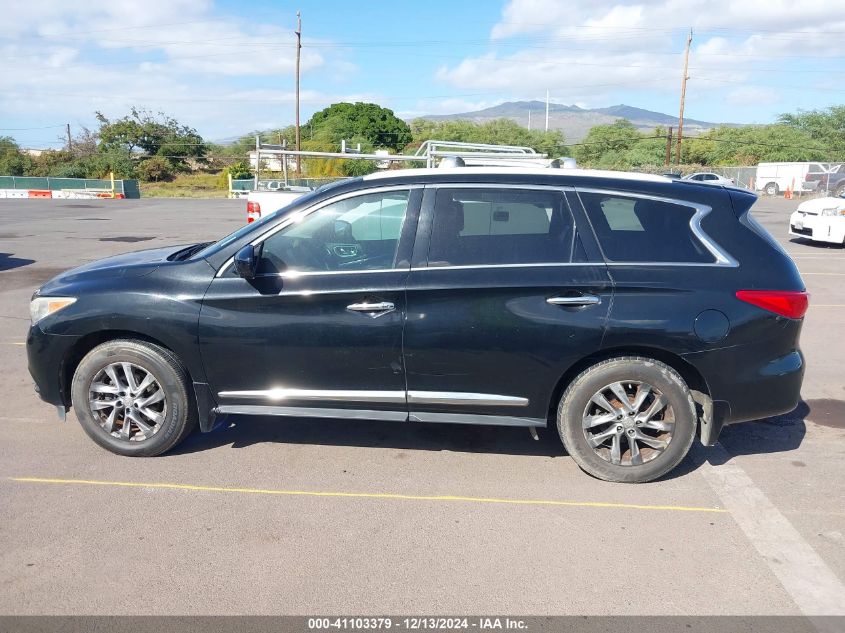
[789,211,845,244]
[26,324,80,409]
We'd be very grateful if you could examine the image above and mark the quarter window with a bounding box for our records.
[257,190,410,274]
[427,188,576,266]
[579,192,714,263]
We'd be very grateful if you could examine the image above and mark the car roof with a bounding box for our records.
[363,166,672,184]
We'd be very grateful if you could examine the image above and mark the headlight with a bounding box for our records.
[821,207,845,217]
[29,297,76,324]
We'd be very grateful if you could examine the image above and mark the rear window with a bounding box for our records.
[579,192,714,263]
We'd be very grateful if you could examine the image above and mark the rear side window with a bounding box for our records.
[579,192,714,263]
[427,188,576,266]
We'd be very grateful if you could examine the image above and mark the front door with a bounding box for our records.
[199,186,421,420]
[403,185,612,427]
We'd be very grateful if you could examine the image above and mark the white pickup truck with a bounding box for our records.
[245,184,311,223]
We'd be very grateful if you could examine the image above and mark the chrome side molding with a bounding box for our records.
[218,388,529,407]
[408,391,528,407]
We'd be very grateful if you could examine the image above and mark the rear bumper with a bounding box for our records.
[26,324,79,409]
[683,346,804,428]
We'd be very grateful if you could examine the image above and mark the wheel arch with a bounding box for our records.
[62,330,193,406]
[546,346,711,424]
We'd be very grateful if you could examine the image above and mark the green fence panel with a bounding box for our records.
[122,180,140,198]
[0,176,14,188]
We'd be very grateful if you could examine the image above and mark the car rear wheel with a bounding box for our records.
[764,182,779,196]
[71,339,197,456]
[557,357,697,483]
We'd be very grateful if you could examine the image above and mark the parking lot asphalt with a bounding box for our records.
[0,195,843,616]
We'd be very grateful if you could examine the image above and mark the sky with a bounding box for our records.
[2,0,845,149]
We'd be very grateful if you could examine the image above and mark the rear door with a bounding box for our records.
[402,184,612,427]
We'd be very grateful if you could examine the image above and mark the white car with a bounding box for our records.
[682,172,736,186]
[789,195,845,245]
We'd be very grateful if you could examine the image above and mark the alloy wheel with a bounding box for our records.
[88,362,167,442]
[581,380,675,466]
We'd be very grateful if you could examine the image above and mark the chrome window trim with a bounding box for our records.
[575,187,738,268]
[215,184,422,278]
[410,262,597,272]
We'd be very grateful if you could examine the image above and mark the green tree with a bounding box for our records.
[306,102,412,151]
[96,107,207,170]
[0,136,31,175]
[137,156,174,182]
[574,120,642,166]
[779,106,845,158]
[683,125,828,165]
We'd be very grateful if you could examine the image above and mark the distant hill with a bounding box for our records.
[418,100,733,142]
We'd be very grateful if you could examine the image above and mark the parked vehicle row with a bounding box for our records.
[28,167,807,483]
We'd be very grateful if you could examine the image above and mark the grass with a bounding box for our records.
[140,172,229,198]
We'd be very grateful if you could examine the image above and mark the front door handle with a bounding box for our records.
[547,294,601,307]
[347,301,395,313]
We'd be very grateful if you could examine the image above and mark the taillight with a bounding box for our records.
[246,201,261,224]
[736,290,809,319]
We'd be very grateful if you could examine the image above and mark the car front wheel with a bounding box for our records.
[557,357,697,483]
[71,339,197,456]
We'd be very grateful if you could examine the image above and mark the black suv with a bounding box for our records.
[27,168,807,482]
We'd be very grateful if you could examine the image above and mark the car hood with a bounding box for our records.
[38,244,196,292]
[796,197,845,215]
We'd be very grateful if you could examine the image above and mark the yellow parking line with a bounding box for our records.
[0,342,25,346]
[9,477,726,514]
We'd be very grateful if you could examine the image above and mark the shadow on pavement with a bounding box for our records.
[173,399,824,477]
[173,414,565,458]
[0,252,35,272]
[788,237,844,249]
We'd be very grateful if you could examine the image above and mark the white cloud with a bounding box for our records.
[439,0,845,108]
[0,0,363,144]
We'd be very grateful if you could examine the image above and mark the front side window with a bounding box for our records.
[257,189,410,274]
[427,188,576,266]
[579,192,714,263]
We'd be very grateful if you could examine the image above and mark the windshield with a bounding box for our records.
[193,181,353,260]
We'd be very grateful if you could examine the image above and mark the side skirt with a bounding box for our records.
[213,405,546,428]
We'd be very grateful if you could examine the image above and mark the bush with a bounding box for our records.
[137,156,174,182]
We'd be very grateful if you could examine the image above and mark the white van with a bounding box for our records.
[755,162,832,196]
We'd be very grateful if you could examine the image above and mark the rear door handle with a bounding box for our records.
[347,301,395,312]
[547,294,601,307]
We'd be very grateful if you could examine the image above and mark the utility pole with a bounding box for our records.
[65,123,72,152]
[664,126,673,167]
[675,29,692,165]
[528,110,531,131]
[545,90,550,132]
[294,10,302,176]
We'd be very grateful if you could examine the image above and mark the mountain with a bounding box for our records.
[418,101,730,142]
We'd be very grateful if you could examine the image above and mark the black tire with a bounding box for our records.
[557,357,697,483]
[71,339,197,456]
[763,182,779,196]
[834,184,845,198]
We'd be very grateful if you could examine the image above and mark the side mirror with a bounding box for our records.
[233,244,258,279]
